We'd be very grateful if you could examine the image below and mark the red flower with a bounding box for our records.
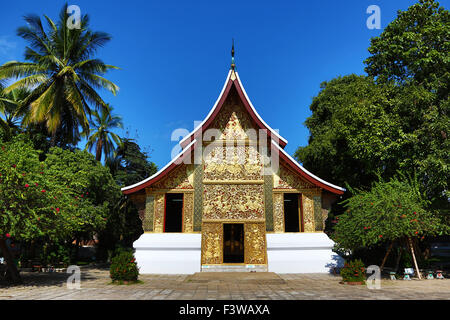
[415,231,418,234]
[22,173,26,176]
[379,235,383,238]
[35,183,38,186]
[41,189,46,193]
[25,184,30,188]
[56,208,60,213]
[5,233,10,238]
[12,164,16,168]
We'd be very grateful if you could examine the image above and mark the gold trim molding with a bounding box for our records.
[146,188,194,194]
[203,180,264,185]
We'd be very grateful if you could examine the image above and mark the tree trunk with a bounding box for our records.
[50,132,57,147]
[408,237,422,280]
[0,238,21,284]
[74,238,80,264]
[96,139,103,162]
[394,247,402,273]
[413,238,423,260]
[380,241,394,271]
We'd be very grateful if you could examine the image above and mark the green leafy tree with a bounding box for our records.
[0,88,30,140]
[296,0,449,213]
[0,136,108,283]
[365,0,449,98]
[85,104,123,162]
[0,4,119,146]
[98,138,157,260]
[295,75,402,190]
[364,0,449,211]
[44,146,122,244]
[108,137,157,187]
[332,175,447,276]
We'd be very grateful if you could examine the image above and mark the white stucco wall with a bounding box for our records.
[134,232,343,274]
[266,233,344,273]
[133,233,201,274]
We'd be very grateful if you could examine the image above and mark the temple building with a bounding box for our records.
[121,50,345,273]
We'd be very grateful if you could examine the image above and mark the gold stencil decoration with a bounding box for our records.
[201,222,223,264]
[153,164,193,189]
[183,193,194,233]
[275,164,314,189]
[314,195,323,231]
[273,193,284,232]
[153,193,165,233]
[204,145,262,181]
[244,223,267,264]
[143,195,154,232]
[203,184,264,220]
[193,164,203,231]
[264,174,274,231]
[302,193,315,232]
[209,93,255,141]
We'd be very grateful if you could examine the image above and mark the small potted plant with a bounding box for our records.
[109,249,139,284]
[340,259,366,285]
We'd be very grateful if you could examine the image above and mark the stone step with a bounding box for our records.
[201,265,268,272]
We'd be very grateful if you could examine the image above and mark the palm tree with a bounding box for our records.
[0,87,30,139]
[85,104,123,162]
[0,4,119,146]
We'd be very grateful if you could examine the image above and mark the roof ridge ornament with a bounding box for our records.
[231,38,236,71]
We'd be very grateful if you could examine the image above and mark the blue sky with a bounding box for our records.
[1,0,448,168]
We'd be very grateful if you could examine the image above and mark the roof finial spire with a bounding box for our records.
[231,38,236,70]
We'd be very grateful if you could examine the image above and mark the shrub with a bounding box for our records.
[341,259,366,283]
[109,249,139,283]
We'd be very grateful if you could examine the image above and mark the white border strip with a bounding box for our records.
[121,139,197,192]
[179,70,288,148]
[272,140,346,192]
[235,72,287,144]
[179,70,232,147]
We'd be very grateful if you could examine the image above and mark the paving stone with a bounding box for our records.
[1,267,449,300]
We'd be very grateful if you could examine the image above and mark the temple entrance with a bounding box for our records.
[223,223,244,263]
[284,193,301,232]
[164,193,183,232]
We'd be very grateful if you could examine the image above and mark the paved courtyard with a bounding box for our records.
[0,267,449,300]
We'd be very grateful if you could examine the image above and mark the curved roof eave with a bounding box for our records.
[272,140,346,195]
[179,70,288,149]
[121,139,197,195]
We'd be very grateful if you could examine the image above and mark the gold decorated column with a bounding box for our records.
[302,193,315,232]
